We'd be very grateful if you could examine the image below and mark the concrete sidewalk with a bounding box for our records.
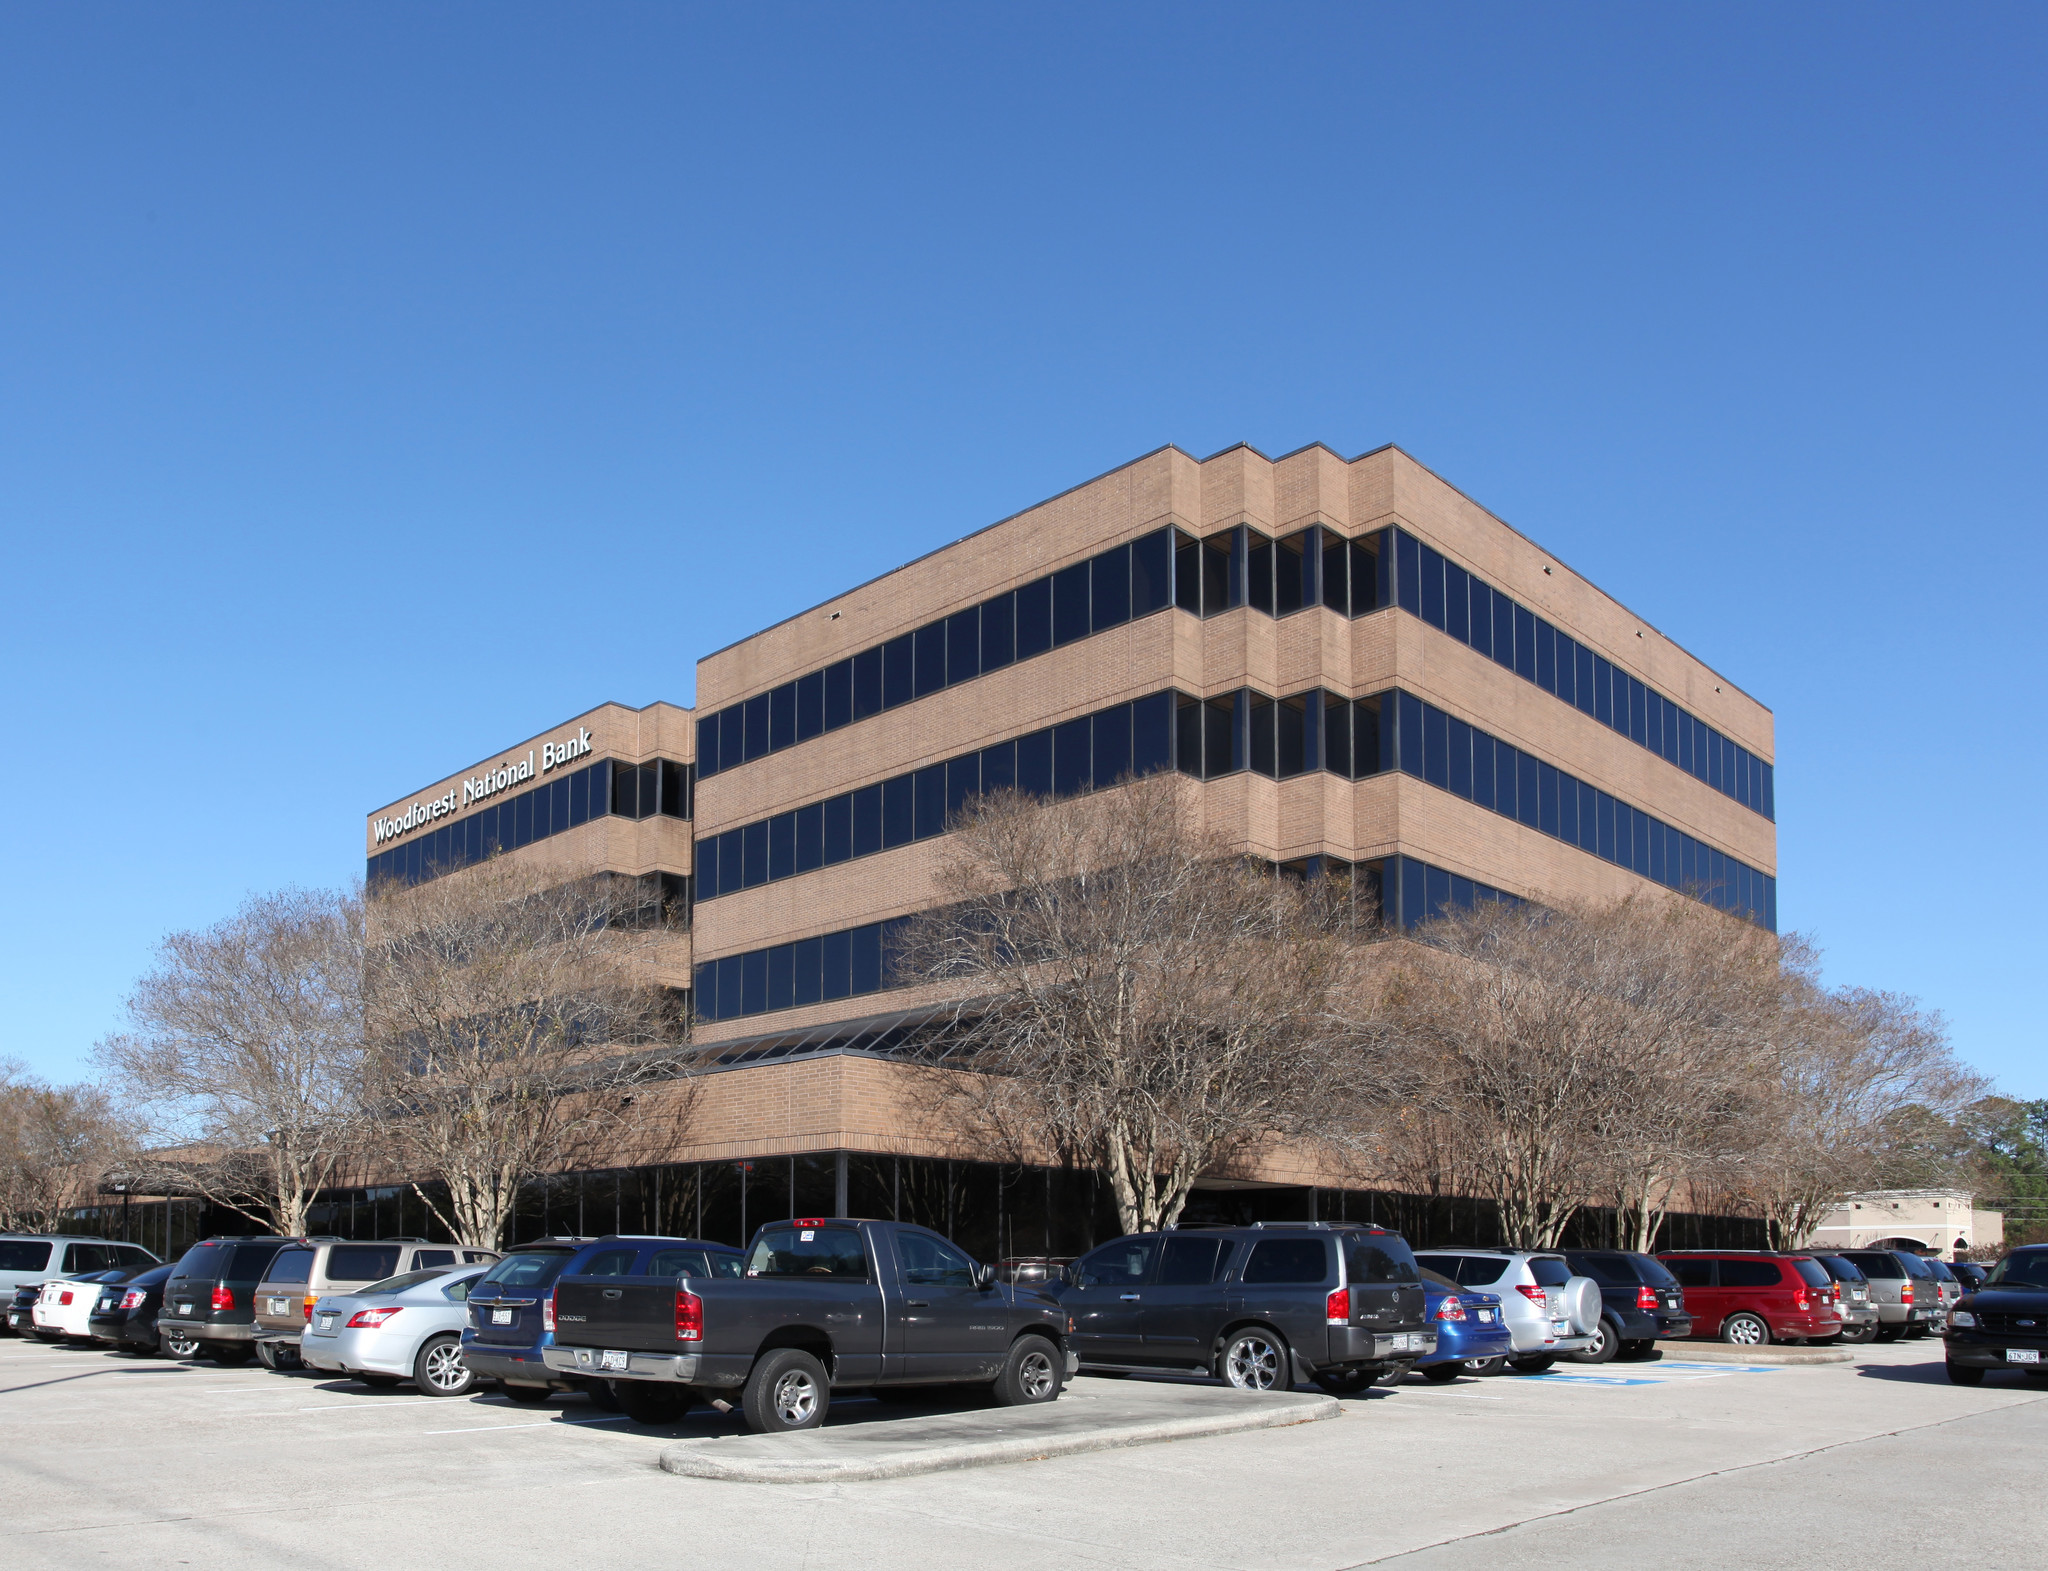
[661,1378,1339,1481]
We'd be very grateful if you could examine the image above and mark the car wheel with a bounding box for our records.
[1836,1323,1876,1344]
[499,1381,552,1404]
[1420,1363,1463,1383]
[1905,1324,1931,1340]
[414,1334,477,1397]
[992,1334,1064,1406]
[612,1379,694,1424]
[1720,1313,1771,1348]
[1461,1356,1508,1376]
[1946,1362,1985,1386]
[1217,1327,1289,1392]
[255,1341,300,1372]
[1616,1339,1656,1361]
[742,1348,830,1433]
[159,1329,201,1359]
[1313,1368,1380,1395]
[1508,1355,1556,1374]
[1872,1323,1902,1343]
[580,1378,621,1412]
[1570,1320,1618,1364]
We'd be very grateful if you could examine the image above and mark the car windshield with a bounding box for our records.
[1986,1252,2048,1289]
[357,1268,453,1296]
[477,1251,576,1290]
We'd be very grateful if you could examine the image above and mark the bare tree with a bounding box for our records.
[361,858,699,1249]
[898,774,1382,1236]
[98,889,368,1236]
[0,1063,130,1233]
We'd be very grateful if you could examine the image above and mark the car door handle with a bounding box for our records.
[905,1300,929,1308]
[1118,1294,1141,1301]
[601,1289,622,1299]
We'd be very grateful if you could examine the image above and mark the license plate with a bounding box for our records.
[1475,1309,1495,1323]
[318,1314,336,1331]
[599,1349,629,1372]
[1552,1320,1569,1333]
[176,1303,192,1316]
[491,1309,513,1325]
[269,1298,290,1315]
[2006,1349,2040,1364]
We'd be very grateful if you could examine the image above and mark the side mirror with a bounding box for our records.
[974,1263,996,1289]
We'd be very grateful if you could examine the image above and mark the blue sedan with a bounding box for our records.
[1412,1268,1514,1381]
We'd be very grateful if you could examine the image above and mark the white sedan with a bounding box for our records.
[299,1265,487,1397]
[32,1270,132,1342]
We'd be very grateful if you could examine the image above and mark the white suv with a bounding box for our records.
[1414,1249,1602,1372]
[0,1236,159,1323]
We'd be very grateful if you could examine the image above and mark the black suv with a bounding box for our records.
[1945,1244,2048,1385]
[1055,1223,1431,1395]
[156,1237,291,1362]
[1562,1249,1693,1360]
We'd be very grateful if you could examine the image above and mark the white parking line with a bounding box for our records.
[420,1415,633,1436]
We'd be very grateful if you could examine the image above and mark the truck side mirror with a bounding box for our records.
[974,1263,996,1289]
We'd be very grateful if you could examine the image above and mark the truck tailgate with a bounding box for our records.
[554,1278,681,1352]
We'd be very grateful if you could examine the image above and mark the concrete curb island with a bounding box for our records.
[1653,1341,1856,1366]
[660,1383,1341,1483]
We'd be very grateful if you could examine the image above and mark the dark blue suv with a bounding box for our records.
[462,1235,743,1405]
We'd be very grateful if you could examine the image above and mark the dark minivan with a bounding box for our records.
[156,1237,289,1362]
[1562,1250,1693,1360]
[1058,1223,1432,1395]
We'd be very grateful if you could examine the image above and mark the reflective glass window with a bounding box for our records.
[1091,543,1131,631]
[882,634,913,709]
[1395,530,1421,614]
[945,607,980,685]
[821,929,851,1001]
[824,794,853,864]
[882,775,913,847]
[1492,593,1515,669]
[796,672,824,741]
[825,659,854,729]
[1017,727,1053,796]
[741,821,768,888]
[770,684,796,751]
[1536,621,1555,691]
[1053,561,1091,646]
[1053,716,1092,797]
[1322,533,1350,613]
[1443,560,1469,641]
[1094,705,1132,786]
[743,694,770,761]
[1418,543,1446,629]
[792,937,823,1008]
[850,923,882,994]
[1132,527,1171,615]
[741,950,768,1016]
[1324,695,1353,778]
[913,623,946,698]
[766,945,793,1013]
[981,737,1017,794]
[1132,691,1171,776]
[1446,716,1472,798]
[852,784,883,857]
[946,754,981,819]
[794,803,823,873]
[913,765,945,839]
[1468,578,1493,659]
[980,592,1014,672]
[1247,533,1274,614]
[1422,703,1448,788]
[1470,725,1495,809]
[852,647,883,719]
[768,813,795,881]
[1015,574,1053,658]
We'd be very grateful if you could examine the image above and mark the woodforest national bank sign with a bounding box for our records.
[370,727,595,846]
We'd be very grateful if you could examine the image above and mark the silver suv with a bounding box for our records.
[253,1240,499,1369]
[1837,1249,1941,1341]
[0,1235,159,1331]
[1414,1249,1601,1371]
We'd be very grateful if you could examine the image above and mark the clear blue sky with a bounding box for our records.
[2,5,2041,1095]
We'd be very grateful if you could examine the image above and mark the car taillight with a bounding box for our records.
[211,1285,233,1312]
[1899,1285,1912,1304]
[543,1290,556,1333]
[676,1287,704,1343]
[1793,1291,1809,1310]
[120,1290,146,1310]
[303,1296,315,1321]
[1516,1284,1550,1304]
[345,1307,402,1328]
[58,1290,73,1306]
[1636,1286,1658,1310]
[1324,1288,1351,1325]
[1435,1295,1466,1321]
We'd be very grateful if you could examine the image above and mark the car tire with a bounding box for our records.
[1570,1320,1619,1364]
[1872,1323,1902,1343]
[742,1348,830,1433]
[1616,1339,1656,1361]
[499,1381,552,1404]
[1217,1326,1290,1392]
[992,1334,1064,1406]
[255,1340,300,1372]
[1837,1323,1877,1344]
[1720,1313,1771,1348]
[1905,1324,1931,1340]
[1461,1356,1508,1376]
[580,1378,621,1412]
[1314,1368,1380,1395]
[1420,1363,1463,1383]
[1508,1355,1556,1374]
[159,1329,201,1359]
[414,1334,477,1397]
[1946,1361,1985,1385]
[611,1379,695,1424]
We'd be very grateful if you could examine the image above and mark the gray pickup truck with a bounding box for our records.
[542,1217,1077,1431]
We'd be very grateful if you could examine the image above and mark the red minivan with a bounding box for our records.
[1655,1252,1844,1346]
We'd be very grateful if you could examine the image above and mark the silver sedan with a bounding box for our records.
[299,1265,488,1397]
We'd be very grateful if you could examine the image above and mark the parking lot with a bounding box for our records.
[2,1336,2040,1569]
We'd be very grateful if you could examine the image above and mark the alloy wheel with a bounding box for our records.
[773,1368,820,1426]
[163,1333,200,1359]
[1017,1349,1057,1401]
[423,1340,470,1393]
[1224,1333,1283,1391]
[1723,1314,1768,1347]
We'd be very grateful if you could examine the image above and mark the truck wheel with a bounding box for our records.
[613,1380,693,1424]
[578,1378,621,1412]
[1946,1362,1985,1386]
[992,1335,1064,1406]
[742,1349,830,1433]
[1569,1321,1618,1363]
[1217,1327,1289,1391]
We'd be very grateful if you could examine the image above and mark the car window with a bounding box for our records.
[440,1276,474,1302]
[1528,1257,1571,1287]
[1416,1254,1508,1287]
[228,1245,281,1280]
[649,1249,709,1278]
[1158,1236,1224,1286]
[1717,1259,1781,1288]
[1565,1253,1637,1287]
[68,1245,112,1274]
[359,1269,451,1295]
[113,1246,156,1268]
[462,1251,495,1264]
[1896,1254,1934,1278]
[1077,1238,1160,1287]
[0,1242,53,1272]
[1791,1259,1831,1288]
[1986,1252,2048,1289]
[1242,1239,1330,1286]
[705,1251,744,1279]
[1924,1261,1956,1282]
[324,1246,401,1284]
[172,1244,227,1279]
[577,1248,642,1277]
[1843,1252,1902,1279]
[1345,1235,1420,1284]
[896,1233,974,1288]
[1420,1267,1460,1292]
[477,1251,575,1291]
[746,1225,871,1281]
[1665,1258,1714,1287]
[412,1250,456,1270]
[1812,1255,1865,1283]
[265,1250,315,1285]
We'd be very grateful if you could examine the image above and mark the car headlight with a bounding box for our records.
[1948,1310,1976,1328]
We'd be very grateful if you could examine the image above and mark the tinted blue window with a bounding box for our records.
[696,715,720,777]
[882,776,913,847]
[742,694,769,762]
[770,684,797,751]
[946,754,980,818]
[1397,692,1424,775]
[852,648,883,719]
[1494,739,1518,819]
[850,924,882,994]
[1492,594,1515,669]
[1015,576,1053,659]
[825,660,853,730]
[1423,704,1449,788]
[1513,606,1536,680]
[1091,544,1131,632]
[823,795,852,864]
[882,635,914,709]
[1323,697,1353,778]
[1516,752,1539,827]
[1467,578,1493,658]
[1557,772,1578,844]
[741,821,768,888]
[1017,727,1053,797]
[794,803,823,874]
[1628,676,1648,745]
[1399,857,1427,929]
[1093,705,1132,786]
[1580,781,1600,851]
[1450,874,1475,911]
[1132,527,1171,615]
[980,593,1014,673]
[696,836,720,899]
[766,946,793,1013]
[792,938,823,1008]
[741,950,768,1016]
[981,738,1017,793]
[1425,864,1451,921]
[945,607,980,686]
[913,765,945,839]
[717,956,743,1019]
[795,672,824,741]
[1554,634,1576,707]
[913,623,946,698]
[693,962,716,1016]
[1762,763,1774,821]
[1443,561,1470,642]
[513,791,533,848]
[1447,716,1472,798]
[1053,562,1091,646]
[1536,621,1555,692]
[768,813,795,881]
[852,785,883,857]
[1419,544,1446,630]
[1470,727,1494,809]
[1596,793,1615,861]
[1395,531,1421,615]
[1053,717,1092,797]
[821,930,851,1001]
[1592,657,1613,726]
[1132,691,1171,776]
[1574,644,1596,716]
[1538,762,1559,836]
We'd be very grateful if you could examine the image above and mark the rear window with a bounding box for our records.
[413,1250,457,1269]
[0,1241,53,1273]
[1792,1260,1831,1288]
[359,1269,449,1296]
[1925,1261,1956,1282]
[1566,1253,1637,1287]
[172,1244,228,1279]
[649,1249,708,1278]
[324,1246,401,1284]
[1528,1257,1572,1287]
[1344,1234,1419,1284]
[1897,1253,1934,1278]
[1242,1239,1330,1285]
[227,1244,281,1280]
[265,1250,314,1285]
[1843,1252,1902,1279]
[575,1247,641,1277]
[747,1226,869,1280]
[1811,1255,1866,1283]
[1416,1254,1509,1287]
[477,1251,575,1290]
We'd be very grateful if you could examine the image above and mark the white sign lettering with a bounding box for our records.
[372,728,598,848]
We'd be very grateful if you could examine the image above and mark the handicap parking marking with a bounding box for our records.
[1504,1360,1781,1388]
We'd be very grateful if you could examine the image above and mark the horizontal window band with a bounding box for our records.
[365,757,692,890]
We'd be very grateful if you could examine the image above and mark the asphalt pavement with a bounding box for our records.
[0,1335,2038,1569]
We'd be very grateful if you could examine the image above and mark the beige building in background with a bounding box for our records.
[1809,1190,2005,1260]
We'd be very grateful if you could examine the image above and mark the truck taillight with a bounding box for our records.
[1435,1295,1466,1322]
[1324,1288,1351,1325]
[543,1290,556,1333]
[1636,1286,1658,1310]
[1899,1285,1912,1304]
[120,1290,146,1310]
[303,1296,315,1321]
[675,1287,704,1342]
[210,1285,233,1312]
